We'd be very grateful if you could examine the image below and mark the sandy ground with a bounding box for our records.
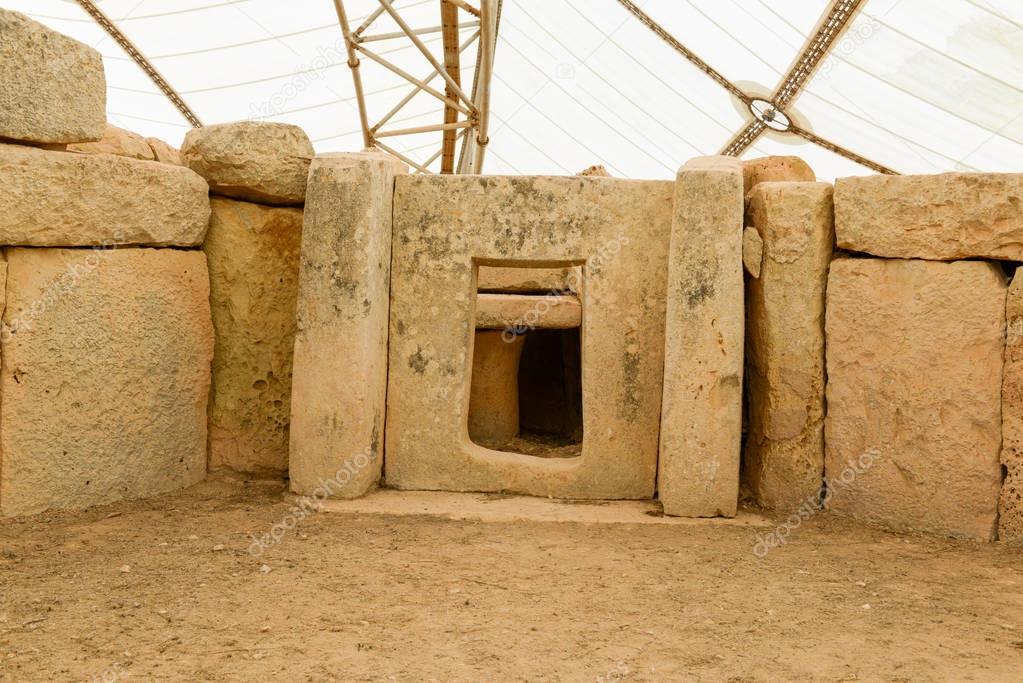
[2,475,1022,682]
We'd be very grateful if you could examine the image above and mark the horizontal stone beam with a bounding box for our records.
[0,143,210,247]
[835,173,1023,261]
[475,293,581,330]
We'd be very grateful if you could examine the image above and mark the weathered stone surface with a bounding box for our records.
[1000,273,1023,543]
[744,182,833,511]
[0,142,210,246]
[206,198,303,474]
[181,122,314,206]
[0,248,213,517]
[742,156,815,196]
[825,258,1005,540]
[477,266,580,293]
[659,156,744,517]
[742,226,763,278]
[0,9,106,144]
[387,175,671,499]
[835,173,1023,261]
[146,137,183,166]
[67,124,155,160]
[475,293,581,330]
[577,165,611,177]
[468,331,526,443]
[289,153,406,498]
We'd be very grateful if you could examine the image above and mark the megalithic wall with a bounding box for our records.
[288,152,407,498]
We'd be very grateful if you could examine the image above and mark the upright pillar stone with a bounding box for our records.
[288,153,406,498]
[659,157,745,517]
[205,198,304,474]
[1001,273,1023,543]
[744,182,833,510]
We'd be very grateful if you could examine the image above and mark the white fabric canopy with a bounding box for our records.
[9,0,1022,181]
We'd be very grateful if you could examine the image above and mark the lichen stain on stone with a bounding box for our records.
[408,346,428,374]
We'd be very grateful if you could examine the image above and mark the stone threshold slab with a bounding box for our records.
[319,489,770,526]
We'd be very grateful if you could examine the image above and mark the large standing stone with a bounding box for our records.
[387,174,671,499]
[0,249,213,517]
[181,122,314,206]
[825,258,1005,540]
[0,142,210,246]
[742,156,815,196]
[835,173,1023,261]
[206,198,303,474]
[67,124,155,160]
[0,9,106,144]
[658,156,745,517]
[744,182,833,511]
[1000,274,1023,543]
[289,153,406,498]
[468,331,526,443]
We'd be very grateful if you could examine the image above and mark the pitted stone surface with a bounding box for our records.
[289,153,406,498]
[387,174,672,499]
[744,182,833,511]
[0,248,213,517]
[182,122,314,206]
[0,142,210,246]
[206,198,304,474]
[825,258,1004,540]
[658,156,745,517]
[835,173,1023,261]
[0,9,106,144]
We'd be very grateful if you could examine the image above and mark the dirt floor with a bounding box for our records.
[2,476,1022,682]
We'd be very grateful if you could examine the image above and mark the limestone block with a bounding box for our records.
[477,266,580,293]
[835,173,1023,261]
[659,156,745,517]
[0,142,210,246]
[289,152,406,498]
[146,137,183,166]
[0,9,106,144]
[206,198,303,474]
[742,156,815,196]
[67,124,155,160]
[468,331,526,443]
[1000,274,1023,543]
[744,182,834,511]
[475,293,581,330]
[742,226,763,278]
[0,248,213,517]
[181,122,314,206]
[387,175,672,499]
[824,258,1005,540]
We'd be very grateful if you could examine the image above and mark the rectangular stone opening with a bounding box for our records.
[468,264,584,459]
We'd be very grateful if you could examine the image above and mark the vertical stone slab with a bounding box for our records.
[659,157,745,517]
[205,198,304,474]
[1001,273,1023,543]
[0,249,212,517]
[288,153,405,498]
[744,182,834,510]
[825,258,1004,540]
